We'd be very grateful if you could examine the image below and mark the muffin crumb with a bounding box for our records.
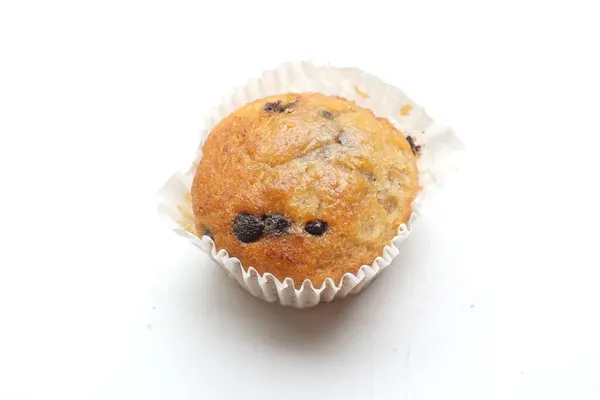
[400,104,413,116]
[354,86,369,99]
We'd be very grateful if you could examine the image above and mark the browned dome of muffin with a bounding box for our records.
[191,92,419,287]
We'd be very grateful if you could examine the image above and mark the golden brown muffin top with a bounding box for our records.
[192,92,419,288]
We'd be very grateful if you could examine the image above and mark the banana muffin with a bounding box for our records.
[191,92,419,288]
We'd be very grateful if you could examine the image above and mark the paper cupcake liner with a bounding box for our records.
[158,61,463,308]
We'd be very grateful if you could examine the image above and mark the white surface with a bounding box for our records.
[1,1,599,399]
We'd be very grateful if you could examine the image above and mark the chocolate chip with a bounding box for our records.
[262,214,291,235]
[264,100,295,113]
[264,101,280,112]
[319,109,333,119]
[406,136,421,155]
[279,102,295,112]
[233,213,264,243]
[201,226,214,240]
[305,220,328,236]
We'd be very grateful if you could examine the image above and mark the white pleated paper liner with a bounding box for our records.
[158,62,463,308]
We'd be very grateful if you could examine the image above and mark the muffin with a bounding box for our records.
[191,92,419,288]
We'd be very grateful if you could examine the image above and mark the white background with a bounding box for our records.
[1,0,599,399]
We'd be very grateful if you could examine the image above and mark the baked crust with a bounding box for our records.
[191,92,419,287]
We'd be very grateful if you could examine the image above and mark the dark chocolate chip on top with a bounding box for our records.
[264,101,280,112]
[264,100,295,113]
[406,136,421,155]
[305,220,328,236]
[319,109,333,119]
[233,213,264,243]
[262,214,291,235]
